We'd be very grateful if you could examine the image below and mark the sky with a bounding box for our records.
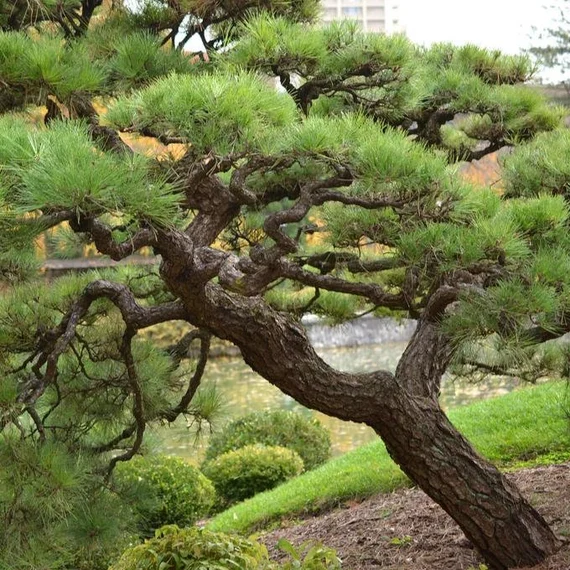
[401,0,564,82]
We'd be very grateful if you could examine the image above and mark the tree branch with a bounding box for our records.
[293,252,401,274]
[69,215,157,260]
[277,259,407,309]
[17,281,187,407]
[162,329,211,421]
[106,329,145,477]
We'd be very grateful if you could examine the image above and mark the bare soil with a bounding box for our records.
[261,463,570,570]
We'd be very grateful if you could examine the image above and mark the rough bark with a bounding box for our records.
[389,308,560,568]
[158,261,561,569]
[373,393,561,570]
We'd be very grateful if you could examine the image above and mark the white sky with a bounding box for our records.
[401,0,565,82]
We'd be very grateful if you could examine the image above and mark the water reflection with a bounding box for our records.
[155,342,520,461]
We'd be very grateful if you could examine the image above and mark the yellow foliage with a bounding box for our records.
[118,132,188,160]
[459,151,504,192]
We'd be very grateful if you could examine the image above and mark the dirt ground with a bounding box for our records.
[261,463,570,570]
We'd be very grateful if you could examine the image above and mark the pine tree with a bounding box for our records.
[0,1,568,568]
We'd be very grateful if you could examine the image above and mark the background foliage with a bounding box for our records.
[114,455,216,537]
[203,411,332,471]
[202,444,304,506]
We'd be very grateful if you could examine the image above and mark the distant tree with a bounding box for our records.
[529,1,570,79]
[0,2,568,569]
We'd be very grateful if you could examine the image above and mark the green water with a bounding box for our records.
[154,342,520,462]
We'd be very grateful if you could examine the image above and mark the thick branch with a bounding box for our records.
[294,252,401,275]
[278,259,407,309]
[161,275,396,422]
[395,286,459,397]
[69,216,157,260]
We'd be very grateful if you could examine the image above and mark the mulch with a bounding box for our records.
[260,463,570,570]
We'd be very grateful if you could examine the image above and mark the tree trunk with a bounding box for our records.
[370,394,560,569]
[160,267,561,569]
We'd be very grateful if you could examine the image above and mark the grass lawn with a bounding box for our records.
[207,381,570,534]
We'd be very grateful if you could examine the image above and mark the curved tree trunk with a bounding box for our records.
[384,318,561,567]
[371,395,560,569]
[161,263,561,568]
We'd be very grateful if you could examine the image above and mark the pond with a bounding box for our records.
[154,341,521,462]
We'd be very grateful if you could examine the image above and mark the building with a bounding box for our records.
[321,0,402,34]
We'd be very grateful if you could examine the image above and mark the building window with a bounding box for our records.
[342,6,362,16]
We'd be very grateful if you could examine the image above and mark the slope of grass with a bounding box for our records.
[207,381,570,533]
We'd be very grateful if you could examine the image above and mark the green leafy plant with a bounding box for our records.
[110,525,271,570]
[277,538,342,570]
[113,455,216,537]
[202,445,304,506]
[388,535,413,547]
[111,526,342,570]
[203,410,331,471]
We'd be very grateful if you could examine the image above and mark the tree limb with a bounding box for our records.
[69,216,158,260]
[106,329,145,477]
[162,329,211,421]
[17,281,187,407]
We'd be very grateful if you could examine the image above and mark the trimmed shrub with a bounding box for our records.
[203,410,331,471]
[202,444,304,505]
[113,455,216,537]
[110,525,269,570]
[110,525,342,570]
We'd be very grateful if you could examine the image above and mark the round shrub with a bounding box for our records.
[203,410,331,471]
[202,444,303,505]
[110,525,270,570]
[113,455,215,536]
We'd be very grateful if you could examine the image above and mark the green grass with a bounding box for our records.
[207,381,570,533]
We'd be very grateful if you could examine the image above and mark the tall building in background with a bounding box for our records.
[321,0,402,34]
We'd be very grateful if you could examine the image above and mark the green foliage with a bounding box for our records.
[114,455,216,536]
[503,129,570,198]
[106,32,195,90]
[277,539,342,570]
[227,16,416,124]
[107,71,297,154]
[110,525,271,570]
[0,120,181,229]
[203,410,331,470]
[0,437,132,570]
[202,444,304,506]
[110,525,341,570]
[311,290,365,324]
[397,217,530,273]
[0,0,81,30]
[269,113,450,194]
[0,31,104,109]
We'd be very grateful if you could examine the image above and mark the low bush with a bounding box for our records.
[110,525,341,570]
[203,410,331,471]
[202,444,304,506]
[113,455,216,536]
[110,525,268,570]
